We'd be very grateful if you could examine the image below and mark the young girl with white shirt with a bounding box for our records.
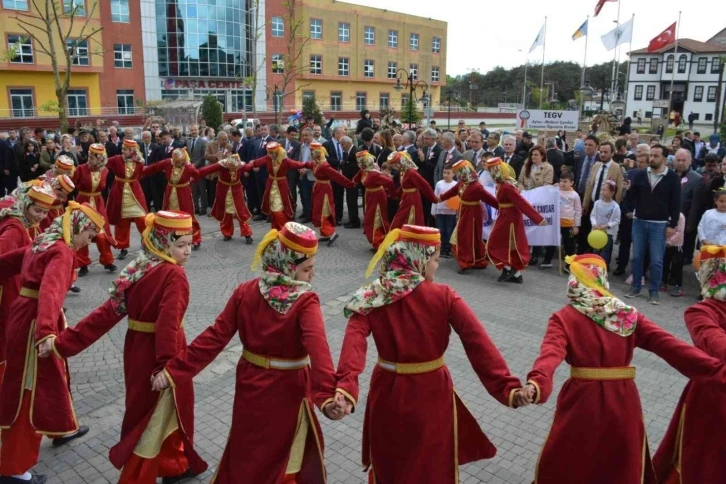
[698,189,726,246]
[590,180,621,269]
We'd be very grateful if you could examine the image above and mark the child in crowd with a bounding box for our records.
[22,141,40,182]
[662,212,685,297]
[432,164,457,258]
[542,169,581,269]
[698,189,726,246]
[590,180,621,269]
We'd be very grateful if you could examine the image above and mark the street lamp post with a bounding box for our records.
[394,68,429,129]
[265,82,284,125]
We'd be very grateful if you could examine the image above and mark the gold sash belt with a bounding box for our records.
[269,175,286,180]
[499,203,514,208]
[20,287,39,299]
[377,356,445,374]
[460,200,480,206]
[570,366,636,380]
[242,348,309,370]
[315,180,330,184]
[128,319,155,333]
[168,182,189,188]
[79,191,101,197]
[219,179,241,186]
[116,177,138,183]
[366,186,383,192]
[402,188,417,193]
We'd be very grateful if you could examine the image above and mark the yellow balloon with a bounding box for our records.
[588,230,608,250]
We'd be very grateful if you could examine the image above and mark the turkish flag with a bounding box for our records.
[648,22,677,52]
[594,0,617,17]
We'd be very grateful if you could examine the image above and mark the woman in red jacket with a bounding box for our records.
[46,211,208,484]
[523,253,726,484]
[653,245,726,483]
[337,224,527,484]
[385,151,437,230]
[352,150,396,250]
[0,201,105,484]
[309,142,354,245]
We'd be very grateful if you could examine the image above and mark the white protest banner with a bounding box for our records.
[516,110,579,132]
[482,185,561,246]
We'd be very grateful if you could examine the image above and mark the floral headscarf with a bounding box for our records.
[486,158,518,187]
[565,254,638,336]
[698,246,726,301]
[357,151,379,172]
[220,154,243,172]
[0,181,49,227]
[252,222,319,314]
[310,144,328,165]
[88,143,108,171]
[171,147,190,167]
[32,201,105,253]
[453,160,476,184]
[345,226,440,317]
[387,151,418,173]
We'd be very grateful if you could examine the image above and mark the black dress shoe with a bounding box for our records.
[344,223,361,229]
[300,218,310,224]
[52,425,89,447]
[117,249,128,260]
[529,257,539,266]
[336,220,342,226]
[457,267,471,274]
[0,475,47,484]
[69,285,81,293]
[161,469,200,484]
[613,267,626,276]
[328,233,339,246]
[78,266,89,277]
[253,214,266,222]
[497,269,513,282]
[223,236,232,241]
[506,275,523,284]
[245,236,253,245]
[104,264,117,273]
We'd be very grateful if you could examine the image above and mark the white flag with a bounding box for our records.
[601,17,633,51]
[529,24,545,53]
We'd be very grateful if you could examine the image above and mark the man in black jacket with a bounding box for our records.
[323,126,348,223]
[282,126,302,216]
[339,136,359,228]
[1,135,19,196]
[624,144,681,304]
[148,131,174,212]
[501,135,524,179]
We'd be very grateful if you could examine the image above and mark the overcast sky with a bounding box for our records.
[342,0,724,76]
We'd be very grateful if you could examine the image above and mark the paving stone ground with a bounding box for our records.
[34,211,701,483]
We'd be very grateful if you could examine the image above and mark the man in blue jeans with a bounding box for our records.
[623,144,681,304]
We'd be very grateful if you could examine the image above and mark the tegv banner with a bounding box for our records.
[516,110,579,131]
[482,185,561,246]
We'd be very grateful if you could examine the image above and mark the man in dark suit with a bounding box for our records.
[106,126,124,157]
[241,128,260,216]
[148,131,174,212]
[323,126,348,223]
[515,131,534,159]
[484,132,505,158]
[434,132,463,184]
[0,135,18,196]
[339,136,360,228]
[251,124,272,221]
[501,135,524,179]
[282,126,302,215]
[546,137,565,183]
[187,125,208,215]
[401,130,421,168]
[574,135,601,254]
[419,128,443,226]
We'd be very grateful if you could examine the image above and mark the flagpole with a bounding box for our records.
[540,16,547,109]
[523,55,528,109]
[668,11,682,117]
[610,0,621,102]
[580,16,589,117]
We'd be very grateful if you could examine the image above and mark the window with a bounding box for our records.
[309,55,322,75]
[713,57,722,74]
[338,57,349,76]
[388,30,398,48]
[697,57,707,74]
[3,0,28,10]
[7,35,33,64]
[410,33,419,51]
[364,59,374,78]
[310,19,322,40]
[379,93,389,110]
[338,22,349,42]
[67,89,88,116]
[9,89,34,117]
[330,92,342,112]
[356,92,367,111]
[636,58,646,74]
[387,61,397,79]
[67,39,89,66]
[646,85,656,100]
[302,91,315,103]
[63,0,85,16]
[114,44,132,68]
[707,86,717,102]
[272,54,284,74]
[649,58,659,74]
[431,66,440,83]
[117,89,134,114]
[634,85,643,100]
[694,86,704,101]
[432,36,441,54]
[678,54,687,73]
[645,111,653,119]
[666,55,674,73]
[271,17,284,37]
[111,0,129,22]
[705,113,713,121]
[400,94,409,109]
[409,64,418,81]
[364,26,374,45]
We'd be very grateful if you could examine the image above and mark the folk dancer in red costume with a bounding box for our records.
[37,174,75,237]
[47,211,208,484]
[74,143,118,276]
[351,150,396,250]
[151,222,347,483]
[653,245,726,484]
[337,225,529,484]
[0,201,106,484]
[196,154,254,244]
[439,160,499,274]
[309,142,354,246]
[107,139,148,260]
[523,253,726,484]
[484,158,546,284]
[385,151,437,230]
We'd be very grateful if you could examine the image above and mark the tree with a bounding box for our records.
[202,95,223,131]
[302,95,323,126]
[4,0,103,132]
[401,97,422,127]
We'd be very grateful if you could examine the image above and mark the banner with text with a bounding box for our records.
[516,109,579,131]
[482,185,561,246]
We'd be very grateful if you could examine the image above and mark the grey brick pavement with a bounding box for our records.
[34,213,700,483]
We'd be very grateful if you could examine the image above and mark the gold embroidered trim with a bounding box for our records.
[242,348,309,370]
[377,356,445,374]
[570,366,635,380]
[19,287,39,299]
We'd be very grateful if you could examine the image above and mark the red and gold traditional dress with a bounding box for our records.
[440,160,499,271]
[74,143,117,271]
[38,155,76,232]
[51,211,207,483]
[107,139,148,253]
[159,223,339,484]
[526,254,726,484]
[352,151,396,249]
[338,225,523,484]
[309,142,353,241]
[197,155,254,242]
[386,152,437,230]
[0,202,105,479]
[653,245,726,484]
[251,142,309,230]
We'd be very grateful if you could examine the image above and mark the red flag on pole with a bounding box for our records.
[594,0,617,17]
[648,22,677,52]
